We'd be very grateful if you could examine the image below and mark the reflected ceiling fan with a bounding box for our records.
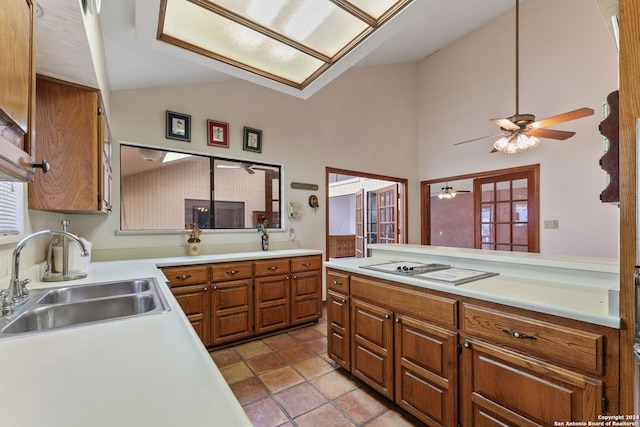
[216,162,271,174]
[455,0,594,154]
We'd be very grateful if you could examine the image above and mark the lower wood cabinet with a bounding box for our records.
[461,338,603,426]
[211,278,253,346]
[326,268,620,427]
[162,265,210,346]
[254,273,291,334]
[166,255,322,348]
[395,314,458,427]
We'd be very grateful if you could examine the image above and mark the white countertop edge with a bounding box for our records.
[325,258,621,329]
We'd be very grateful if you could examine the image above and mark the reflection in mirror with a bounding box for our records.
[120,145,281,231]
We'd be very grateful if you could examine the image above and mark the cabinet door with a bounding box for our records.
[290,270,321,325]
[171,284,210,346]
[254,274,290,334]
[351,298,393,399]
[394,315,458,427]
[211,278,253,345]
[30,77,101,212]
[461,338,603,426]
[0,0,35,181]
[327,290,350,370]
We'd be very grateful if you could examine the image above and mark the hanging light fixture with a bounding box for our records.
[493,133,541,154]
[438,185,457,199]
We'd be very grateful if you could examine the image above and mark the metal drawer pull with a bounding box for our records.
[176,274,191,280]
[225,270,239,275]
[267,266,278,271]
[384,313,391,319]
[331,280,342,285]
[302,262,311,267]
[502,328,537,340]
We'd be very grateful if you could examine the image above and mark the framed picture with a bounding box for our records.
[243,126,262,153]
[166,111,191,142]
[207,120,229,148]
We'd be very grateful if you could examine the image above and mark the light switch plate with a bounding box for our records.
[544,220,559,229]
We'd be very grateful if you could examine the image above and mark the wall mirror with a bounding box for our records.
[120,145,281,231]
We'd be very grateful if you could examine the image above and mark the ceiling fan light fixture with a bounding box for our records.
[493,134,541,154]
[438,186,457,199]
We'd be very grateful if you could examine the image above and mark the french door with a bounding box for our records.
[474,170,538,252]
[377,184,398,245]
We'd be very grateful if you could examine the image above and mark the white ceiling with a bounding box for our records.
[97,0,516,96]
[35,0,616,98]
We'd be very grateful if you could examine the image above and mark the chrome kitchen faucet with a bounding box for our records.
[0,230,89,316]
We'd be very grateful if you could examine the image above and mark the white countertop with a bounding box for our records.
[0,249,321,427]
[325,245,620,329]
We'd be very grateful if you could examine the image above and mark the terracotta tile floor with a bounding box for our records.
[210,306,423,427]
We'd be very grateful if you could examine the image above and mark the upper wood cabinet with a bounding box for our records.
[0,0,37,181]
[29,76,112,213]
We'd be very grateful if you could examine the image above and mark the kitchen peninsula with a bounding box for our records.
[325,244,620,426]
[0,249,321,427]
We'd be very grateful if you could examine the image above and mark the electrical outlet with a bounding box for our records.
[544,220,559,229]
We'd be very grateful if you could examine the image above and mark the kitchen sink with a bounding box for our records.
[0,278,170,338]
[37,279,152,304]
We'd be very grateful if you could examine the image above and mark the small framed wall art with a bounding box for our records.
[243,126,262,153]
[166,111,191,142]
[207,120,229,148]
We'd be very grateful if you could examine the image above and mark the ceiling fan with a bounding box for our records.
[437,183,470,200]
[216,162,272,174]
[454,0,594,154]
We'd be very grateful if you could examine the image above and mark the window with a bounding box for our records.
[120,145,281,231]
[0,181,24,236]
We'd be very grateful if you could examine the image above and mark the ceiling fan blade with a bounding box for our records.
[490,118,520,130]
[527,128,576,140]
[529,107,594,129]
[453,132,506,146]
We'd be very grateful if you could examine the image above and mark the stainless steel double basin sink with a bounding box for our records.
[0,278,170,339]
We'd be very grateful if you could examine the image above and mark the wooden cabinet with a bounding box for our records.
[327,268,619,426]
[210,262,253,346]
[162,265,210,346]
[290,255,322,325]
[166,255,322,348]
[460,302,618,426]
[254,258,291,334]
[0,0,36,181]
[328,235,356,258]
[351,298,394,399]
[29,76,111,213]
[395,314,458,427]
[327,270,351,370]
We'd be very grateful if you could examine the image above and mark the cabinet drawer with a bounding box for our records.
[351,276,457,328]
[162,265,208,286]
[291,255,322,272]
[461,303,604,375]
[254,258,290,276]
[211,261,253,281]
[327,269,349,293]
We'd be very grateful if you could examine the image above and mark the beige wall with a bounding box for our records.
[418,0,619,257]
[0,0,619,279]
[29,63,420,258]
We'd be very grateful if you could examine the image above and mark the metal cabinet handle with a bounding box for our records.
[502,328,537,340]
[395,317,400,323]
[267,266,278,271]
[212,286,217,290]
[225,270,238,275]
[342,299,347,304]
[331,280,342,285]
[176,274,191,280]
[302,262,311,267]
[384,313,391,319]
[203,287,208,291]
[32,159,50,174]
[464,341,471,348]
[293,275,297,279]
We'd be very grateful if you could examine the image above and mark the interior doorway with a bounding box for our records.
[326,168,408,260]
